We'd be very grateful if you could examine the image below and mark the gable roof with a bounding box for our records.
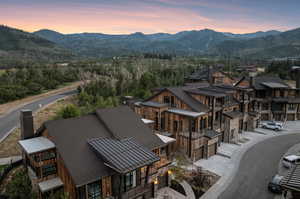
[43,106,164,187]
[235,75,291,90]
[145,87,209,113]
[167,87,210,112]
[96,106,164,149]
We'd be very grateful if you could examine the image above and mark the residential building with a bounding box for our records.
[131,79,257,161]
[235,75,300,121]
[18,107,174,199]
[185,66,235,85]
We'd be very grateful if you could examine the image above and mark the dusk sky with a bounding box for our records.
[1,0,300,34]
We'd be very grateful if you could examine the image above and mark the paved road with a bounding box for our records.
[218,133,300,199]
[0,90,77,141]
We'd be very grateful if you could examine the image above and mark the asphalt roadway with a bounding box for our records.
[219,133,300,199]
[0,90,77,142]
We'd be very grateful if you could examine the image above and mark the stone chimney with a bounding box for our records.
[20,110,34,140]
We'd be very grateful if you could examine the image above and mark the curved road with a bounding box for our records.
[219,133,300,199]
[0,90,77,142]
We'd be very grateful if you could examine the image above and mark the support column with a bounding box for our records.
[188,118,192,158]
[211,97,216,130]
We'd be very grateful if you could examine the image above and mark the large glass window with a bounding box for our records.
[124,170,137,191]
[42,163,57,177]
[41,151,56,161]
[88,181,102,199]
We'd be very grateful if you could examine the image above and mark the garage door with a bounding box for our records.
[194,147,204,160]
[208,143,217,157]
[287,114,295,121]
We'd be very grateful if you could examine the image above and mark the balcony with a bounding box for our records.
[179,131,204,139]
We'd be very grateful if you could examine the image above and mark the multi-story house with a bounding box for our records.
[131,80,256,161]
[235,75,300,121]
[185,66,236,85]
[18,107,174,199]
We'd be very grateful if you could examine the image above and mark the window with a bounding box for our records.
[161,116,165,130]
[42,163,57,177]
[179,120,183,131]
[190,120,196,132]
[262,103,269,110]
[171,96,176,107]
[163,96,170,104]
[124,170,137,191]
[173,121,178,132]
[200,118,207,130]
[41,151,56,161]
[88,181,102,199]
[155,112,159,130]
[288,104,295,110]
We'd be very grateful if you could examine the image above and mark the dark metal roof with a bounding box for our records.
[253,76,291,90]
[88,137,160,174]
[167,87,210,112]
[281,164,300,191]
[186,88,226,98]
[140,101,168,108]
[223,111,243,119]
[96,106,164,149]
[44,106,164,186]
[44,114,114,187]
[186,67,230,81]
[204,129,221,139]
[261,82,289,89]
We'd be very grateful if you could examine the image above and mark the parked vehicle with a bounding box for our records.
[261,121,283,131]
[282,155,300,168]
[268,175,283,194]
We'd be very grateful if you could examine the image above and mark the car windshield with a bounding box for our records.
[272,176,283,184]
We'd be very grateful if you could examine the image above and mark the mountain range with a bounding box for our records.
[1,25,300,61]
[0,25,73,62]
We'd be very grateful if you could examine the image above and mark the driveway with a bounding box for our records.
[0,90,77,142]
[198,121,300,199]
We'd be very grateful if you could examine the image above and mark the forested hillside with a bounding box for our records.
[212,28,300,58]
[0,25,73,63]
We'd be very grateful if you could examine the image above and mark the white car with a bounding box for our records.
[282,155,300,168]
[261,121,283,131]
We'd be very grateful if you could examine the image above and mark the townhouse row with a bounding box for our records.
[127,68,300,161]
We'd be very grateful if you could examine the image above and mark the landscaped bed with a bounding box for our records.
[169,154,220,198]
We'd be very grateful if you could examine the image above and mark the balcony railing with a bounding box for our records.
[125,184,151,199]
